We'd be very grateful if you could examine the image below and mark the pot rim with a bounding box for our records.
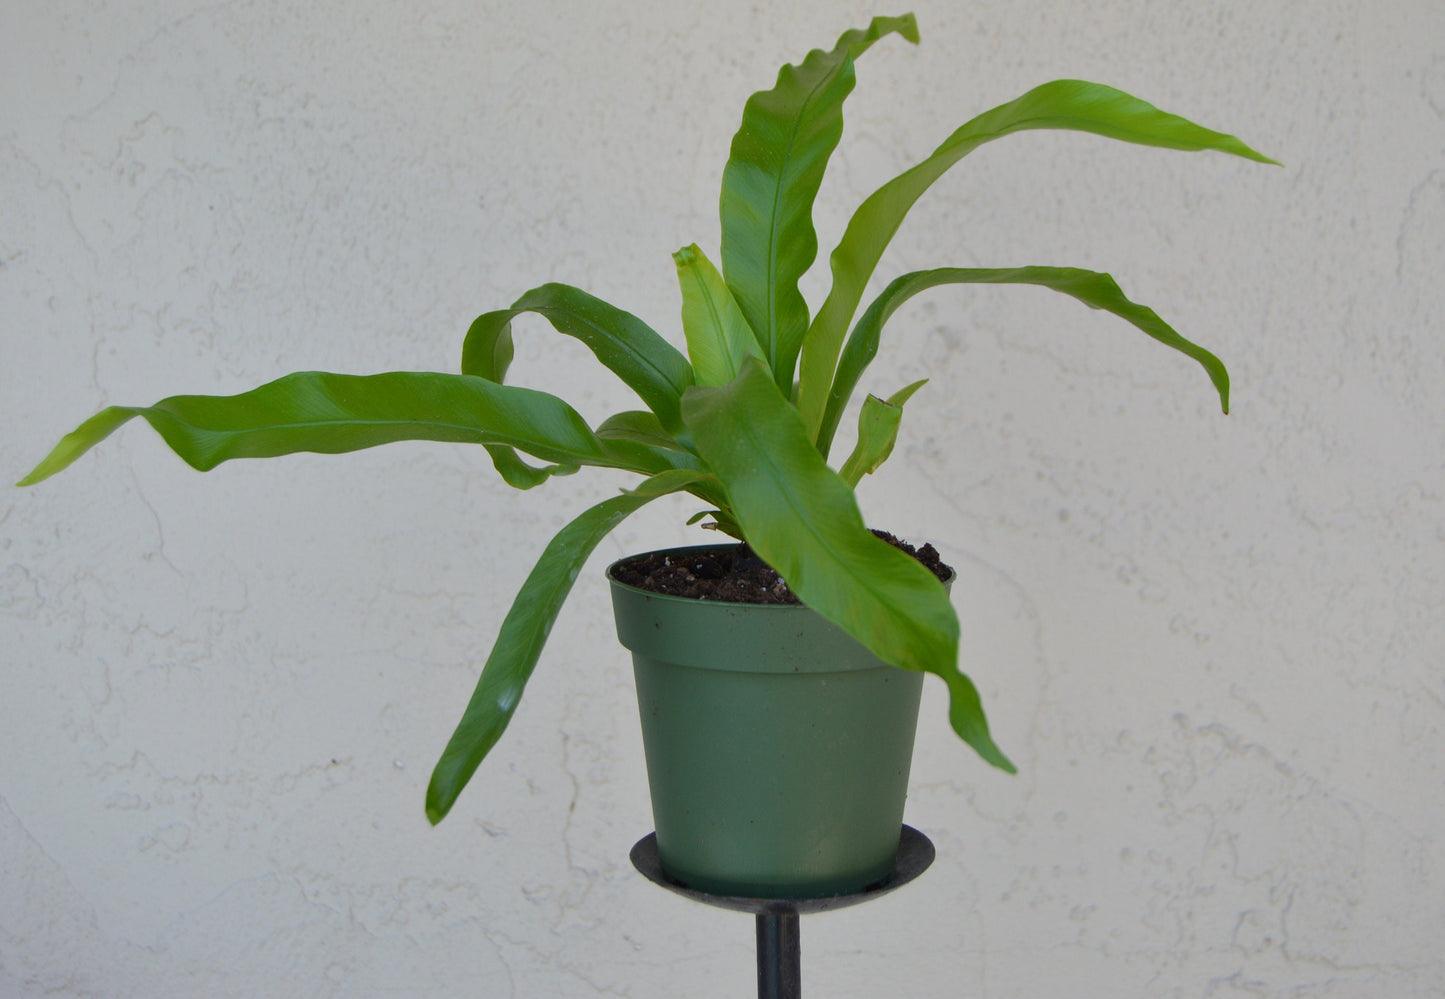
[606,542,955,610]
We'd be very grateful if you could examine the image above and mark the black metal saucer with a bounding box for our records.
[629,826,935,997]
[629,825,935,913]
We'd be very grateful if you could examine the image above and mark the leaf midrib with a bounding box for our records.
[536,304,691,400]
[145,409,609,459]
[688,267,738,382]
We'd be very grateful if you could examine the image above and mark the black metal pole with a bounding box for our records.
[755,911,801,999]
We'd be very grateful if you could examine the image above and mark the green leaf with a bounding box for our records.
[594,410,735,511]
[797,79,1277,439]
[837,379,926,486]
[719,13,919,395]
[452,320,577,489]
[682,358,1014,772]
[595,410,688,452]
[426,468,709,823]
[674,244,768,386]
[468,317,518,383]
[884,378,928,407]
[17,371,678,485]
[481,453,575,488]
[17,407,137,487]
[485,450,580,490]
[818,266,1232,456]
[461,283,695,433]
[683,507,745,538]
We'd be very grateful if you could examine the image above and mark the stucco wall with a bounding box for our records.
[3,1,1442,996]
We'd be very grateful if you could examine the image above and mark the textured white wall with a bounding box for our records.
[3,0,1442,996]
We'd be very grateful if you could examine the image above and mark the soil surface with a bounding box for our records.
[610,531,953,605]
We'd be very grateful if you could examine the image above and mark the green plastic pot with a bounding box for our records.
[608,544,941,899]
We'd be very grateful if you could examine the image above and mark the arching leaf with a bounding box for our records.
[797,80,1276,439]
[18,371,678,485]
[462,282,695,433]
[426,468,712,823]
[817,265,1232,455]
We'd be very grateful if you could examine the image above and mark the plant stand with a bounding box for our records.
[629,825,936,999]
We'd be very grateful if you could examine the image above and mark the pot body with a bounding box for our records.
[608,545,928,898]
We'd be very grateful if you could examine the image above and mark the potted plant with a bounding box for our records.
[19,14,1274,897]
